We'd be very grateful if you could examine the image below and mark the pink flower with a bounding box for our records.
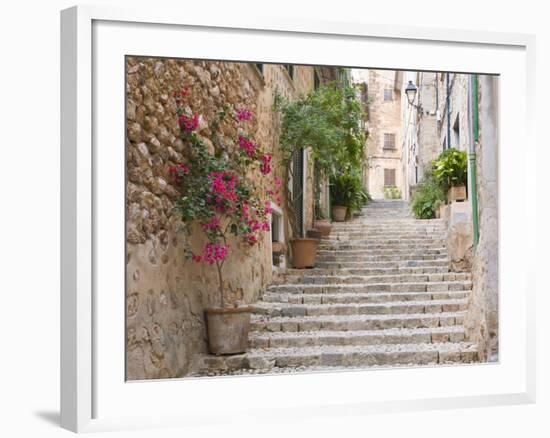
[178,114,199,133]
[201,216,221,232]
[245,234,257,245]
[241,202,250,220]
[238,135,256,158]
[260,154,272,175]
[201,242,229,265]
[236,109,253,121]
[207,172,238,212]
[168,163,189,183]
[264,202,273,215]
[191,254,202,263]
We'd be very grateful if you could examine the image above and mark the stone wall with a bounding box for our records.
[366,70,403,199]
[464,75,499,361]
[415,72,439,181]
[445,201,473,272]
[125,57,314,380]
[436,73,470,153]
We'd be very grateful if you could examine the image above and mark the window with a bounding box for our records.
[383,133,396,150]
[383,88,393,101]
[255,63,264,75]
[283,64,294,80]
[452,114,460,148]
[271,211,281,242]
[384,169,396,187]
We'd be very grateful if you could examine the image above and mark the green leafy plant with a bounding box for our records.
[432,148,468,191]
[330,172,369,217]
[383,186,401,200]
[274,82,366,234]
[411,170,446,219]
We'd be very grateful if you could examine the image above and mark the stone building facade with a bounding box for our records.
[361,69,403,199]
[401,70,499,361]
[125,57,321,380]
[464,75,499,361]
[399,71,439,200]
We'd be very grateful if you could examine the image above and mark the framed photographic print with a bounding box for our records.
[61,5,536,433]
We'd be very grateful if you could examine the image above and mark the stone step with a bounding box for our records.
[262,290,470,305]
[318,243,447,251]
[318,248,448,256]
[200,341,478,372]
[315,259,451,269]
[251,311,466,332]
[320,238,446,245]
[267,280,472,294]
[330,224,444,229]
[328,231,446,236]
[252,298,469,317]
[248,342,478,368]
[331,219,443,224]
[281,266,450,277]
[317,254,449,262]
[278,272,471,285]
[249,326,467,348]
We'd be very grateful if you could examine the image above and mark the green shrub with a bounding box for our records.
[330,173,370,216]
[432,148,468,192]
[411,172,446,219]
[383,186,401,200]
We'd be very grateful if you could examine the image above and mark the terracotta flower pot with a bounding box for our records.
[306,228,322,240]
[291,238,318,269]
[332,205,347,222]
[205,306,252,355]
[313,220,332,238]
[447,185,467,203]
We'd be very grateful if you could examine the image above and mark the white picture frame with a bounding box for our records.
[60,5,536,433]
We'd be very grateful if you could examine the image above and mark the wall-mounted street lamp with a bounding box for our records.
[405,80,418,106]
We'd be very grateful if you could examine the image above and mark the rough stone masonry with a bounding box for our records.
[125,57,316,379]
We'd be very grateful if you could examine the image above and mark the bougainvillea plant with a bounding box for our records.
[169,88,274,308]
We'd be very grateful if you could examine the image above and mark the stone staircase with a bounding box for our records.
[199,200,478,376]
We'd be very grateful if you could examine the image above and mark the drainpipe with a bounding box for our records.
[468,74,480,248]
[446,73,451,149]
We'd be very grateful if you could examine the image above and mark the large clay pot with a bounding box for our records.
[447,185,467,203]
[291,238,318,269]
[332,205,347,222]
[306,229,322,240]
[313,220,332,238]
[205,306,252,355]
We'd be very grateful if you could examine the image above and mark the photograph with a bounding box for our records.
[125,57,499,380]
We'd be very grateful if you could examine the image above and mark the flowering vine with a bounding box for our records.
[170,87,275,308]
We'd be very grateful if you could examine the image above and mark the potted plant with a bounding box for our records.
[313,208,332,238]
[171,90,275,355]
[432,148,468,203]
[330,173,366,221]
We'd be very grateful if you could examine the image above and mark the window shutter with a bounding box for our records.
[292,148,304,237]
[384,133,396,150]
[384,169,396,187]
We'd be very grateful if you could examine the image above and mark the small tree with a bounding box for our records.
[170,89,275,308]
[274,82,366,235]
